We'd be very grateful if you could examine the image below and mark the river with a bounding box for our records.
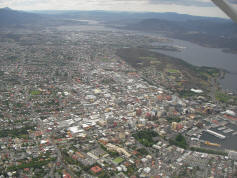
[151,38,237,93]
[57,22,237,92]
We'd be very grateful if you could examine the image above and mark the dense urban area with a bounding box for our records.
[1,10,237,178]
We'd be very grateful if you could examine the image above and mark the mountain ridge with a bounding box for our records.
[0,7,42,26]
[123,18,237,53]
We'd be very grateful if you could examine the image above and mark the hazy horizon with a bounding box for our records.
[1,0,237,19]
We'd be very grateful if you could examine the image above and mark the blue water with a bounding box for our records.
[152,38,237,93]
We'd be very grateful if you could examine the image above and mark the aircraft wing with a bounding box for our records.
[212,0,237,23]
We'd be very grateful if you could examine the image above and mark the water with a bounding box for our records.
[56,22,237,92]
[152,39,237,93]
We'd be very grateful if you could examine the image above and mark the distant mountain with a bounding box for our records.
[1,8,236,52]
[126,18,237,35]
[123,18,237,52]
[0,7,42,26]
[1,8,230,26]
[32,10,229,22]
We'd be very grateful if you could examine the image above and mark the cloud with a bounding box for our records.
[0,0,214,7]
[228,0,237,4]
[0,0,236,8]
[0,0,230,18]
[148,0,213,6]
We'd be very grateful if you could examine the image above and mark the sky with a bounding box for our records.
[0,0,237,18]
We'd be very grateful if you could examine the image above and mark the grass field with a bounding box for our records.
[139,56,157,61]
[216,92,231,103]
[166,68,180,74]
[30,90,41,95]
[113,157,124,164]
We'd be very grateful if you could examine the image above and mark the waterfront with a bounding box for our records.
[152,38,237,93]
[56,22,237,93]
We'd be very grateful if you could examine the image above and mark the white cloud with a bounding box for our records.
[148,0,213,6]
[229,0,237,3]
[0,0,230,18]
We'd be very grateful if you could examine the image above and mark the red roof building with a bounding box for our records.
[63,172,71,178]
[24,168,30,172]
[90,166,103,174]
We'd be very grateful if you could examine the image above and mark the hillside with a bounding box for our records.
[123,18,237,53]
[0,7,42,26]
[116,47,221,95]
